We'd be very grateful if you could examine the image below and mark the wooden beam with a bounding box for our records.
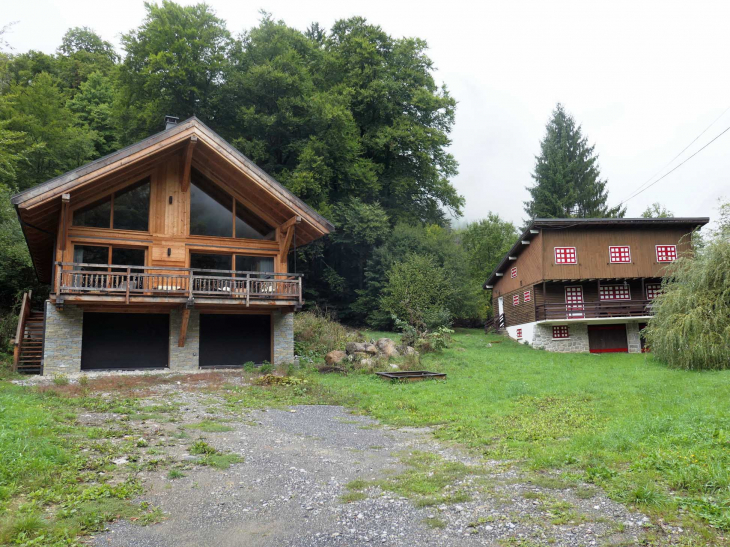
[521,240,530,245]
[280,226,296,256]
[60,194,70,252]
[530,229,539,234]
[178,308,191,347]
[181,135,198,193]
[508,256,517,260]
[280,215,301,231]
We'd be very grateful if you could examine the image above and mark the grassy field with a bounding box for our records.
[314,329,730,542]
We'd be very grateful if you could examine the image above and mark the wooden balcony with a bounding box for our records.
[55,262,302,307]
[536,300,653,321]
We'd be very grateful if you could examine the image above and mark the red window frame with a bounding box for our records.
[554,247,577,264]
[609,246,631,263]
[552,326,570,339]
[523,290,531,303]
[510,266,517,278]
[513,294,520,306]
[646,283,662,300]
[516,328,522,339]
[564,286,584,318]
[599,285,631,301]
[656,245,677,262]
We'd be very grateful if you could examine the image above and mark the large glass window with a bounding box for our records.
[190,176,233,238]
[73,245,109,269]
[190,171,274,240]
[190,253,233,273]
[235,255,274,273]
[73,177,150,231]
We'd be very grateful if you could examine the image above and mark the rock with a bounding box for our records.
[360,358,374,367]
[325,350,346,365]
[363,343,379,355]
[402,346,418,356]
[376,338,399,357]
[346,342,367,354]
[389,364,399,370]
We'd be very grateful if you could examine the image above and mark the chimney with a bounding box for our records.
[164,116,179,130]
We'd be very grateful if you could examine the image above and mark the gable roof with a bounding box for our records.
[483,217,710,289]
[12,117,334,282]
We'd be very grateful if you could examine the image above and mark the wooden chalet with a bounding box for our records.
[11,116,333,374]
[483,217,708,353]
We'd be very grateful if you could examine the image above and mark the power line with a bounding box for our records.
[619,105,730,204]
[620,124,730,205]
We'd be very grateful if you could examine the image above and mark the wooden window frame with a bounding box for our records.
[70,175,152,233]
[554,247,577,264]
[187,250,277,274]
[552,326,570,339]
[599,284,631,301]
[656,245,677,262]
[646,283,662,300]
[609,246,631,264]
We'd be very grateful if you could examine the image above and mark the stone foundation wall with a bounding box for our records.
[43,302,83,375]
[532,323,589,353]
[169,309,200,370]
[272,310,294,365]
[626,322,642,353]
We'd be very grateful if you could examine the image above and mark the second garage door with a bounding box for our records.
[199,314,271,367]
[588,324,628,353]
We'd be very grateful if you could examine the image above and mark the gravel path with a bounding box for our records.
[89,397,652,547]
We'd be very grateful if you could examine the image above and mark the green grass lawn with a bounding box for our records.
[315,329,730,541]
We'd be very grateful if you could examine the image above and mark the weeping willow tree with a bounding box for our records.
[645,221,730,370]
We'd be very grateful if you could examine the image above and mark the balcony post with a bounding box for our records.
[246,274,250,307]
[298,277,302,306]
[125,267,131,304]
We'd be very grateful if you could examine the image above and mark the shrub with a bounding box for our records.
[294,309,361,359]
[259,362,273,374]
[645,228,730,370]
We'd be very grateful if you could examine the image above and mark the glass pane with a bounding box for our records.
[190,173,233,237]
[73,197,111,228]
[113,178,150,231]
[235,255,275,273]
[111,248,146,267]
[190,253,233,275]
[73,245,109,270]
[235,201,275,240]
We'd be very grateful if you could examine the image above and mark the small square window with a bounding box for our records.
[656,245,677,262]
[552,326,570,339]
[511,267,517,278]
[516,328,522,339]
[523,290,531,303]
[646,283,662,300]
[609,246,631,263]
[513,294,520,306]
[554,247,577,264]
[599,285,631,300]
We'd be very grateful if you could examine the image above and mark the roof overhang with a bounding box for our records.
[12,117,334,283]
[483,217,710,289]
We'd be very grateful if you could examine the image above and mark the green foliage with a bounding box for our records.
[293,310,361,360]
[380,253,454,331]
[641,202,673,218]
[524,103,625,220]
[645,225,730,370]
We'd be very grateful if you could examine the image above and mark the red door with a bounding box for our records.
[565,286,584,318]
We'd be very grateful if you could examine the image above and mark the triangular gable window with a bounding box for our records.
[72,177,150,231]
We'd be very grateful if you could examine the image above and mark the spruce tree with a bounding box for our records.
[524,103,625,220]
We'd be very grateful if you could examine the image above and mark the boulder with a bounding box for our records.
[360,358,374,367]
[376,338,399,357]
[346,342,367,354]
[402,346,419,356]
[325,350,346,365]
[363,343,379,355]
[352,352,369,361]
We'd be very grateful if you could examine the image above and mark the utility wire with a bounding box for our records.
[620,124,730,205]
[620,106,730,204]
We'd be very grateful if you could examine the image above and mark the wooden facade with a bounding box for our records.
[11,117,333,372]
[485,218,708,336]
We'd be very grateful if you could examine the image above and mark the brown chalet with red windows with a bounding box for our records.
[483,217,708,353]
[11,116,333,374]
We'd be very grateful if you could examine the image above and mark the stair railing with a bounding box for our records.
[12,290,32,372]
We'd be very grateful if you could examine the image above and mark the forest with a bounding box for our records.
[0,2,524,352]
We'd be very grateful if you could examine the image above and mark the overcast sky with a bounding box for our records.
[4,0,729,227]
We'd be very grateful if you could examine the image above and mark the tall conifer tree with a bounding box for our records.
[524,103,625,220]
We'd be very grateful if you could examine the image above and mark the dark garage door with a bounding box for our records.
[81,313,169,370]
[588,324,628,354]
[199,314,271,367]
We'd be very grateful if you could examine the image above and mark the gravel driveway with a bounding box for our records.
[89,394,652,547]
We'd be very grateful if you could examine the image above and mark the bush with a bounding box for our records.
[294,309,361,359]
[645,228,730,370]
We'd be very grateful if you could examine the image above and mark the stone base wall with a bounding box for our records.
[272,310,294,365]
[169,309,200,370]
[43,302,83,375]
[626,322,642,353]
[532,323,590,353]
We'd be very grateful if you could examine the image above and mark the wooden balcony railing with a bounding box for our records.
[56,262,303,305]
[535,300,653,321]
